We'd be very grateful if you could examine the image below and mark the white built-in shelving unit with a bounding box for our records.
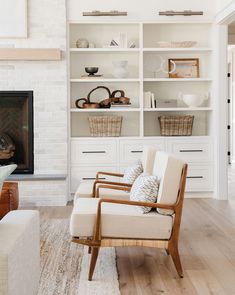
[68,21,215,195]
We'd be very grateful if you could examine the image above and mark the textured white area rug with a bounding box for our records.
[38,211,120,295]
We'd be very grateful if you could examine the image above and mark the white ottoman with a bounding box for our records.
[0,210,40,295]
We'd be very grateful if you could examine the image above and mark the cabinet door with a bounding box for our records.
[186,165,214,192]
[71,166,118,193]
[71,139,117,166]
[167,138,213,163]
[119,139,165,165]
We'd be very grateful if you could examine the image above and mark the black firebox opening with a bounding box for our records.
[0,91,34,174]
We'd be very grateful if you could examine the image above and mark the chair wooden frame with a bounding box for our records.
[91,171,131,197]
[72,164,188,281]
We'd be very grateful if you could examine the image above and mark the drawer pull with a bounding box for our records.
[82,151,106,154]
[187,176,204,179]
[82,177,106,180]
[180,149,203,153]
[131,150,143,153]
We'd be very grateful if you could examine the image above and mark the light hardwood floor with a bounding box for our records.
[38,199,235,295]
[117,198,235,295]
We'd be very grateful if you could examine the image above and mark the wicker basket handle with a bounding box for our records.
[111,90,125,99]
[87,86,111,102]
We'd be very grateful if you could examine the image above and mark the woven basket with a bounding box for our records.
[88,116,123,137]
[158,115,194,136]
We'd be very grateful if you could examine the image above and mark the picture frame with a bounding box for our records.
[0,0,27,38]
[168,58,200,78]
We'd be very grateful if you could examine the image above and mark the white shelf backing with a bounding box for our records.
[143,48,212,52]
[70,108,141,112]
[69,23,140,49]
[144,107,213,111]
[144,78,212,82]
[70,78,140,83]
[144,111,211,137]
[70,48,140,52]
[71,111,140,137]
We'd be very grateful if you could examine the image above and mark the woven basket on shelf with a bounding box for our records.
[158,115,194,136]
[88,116,123,137]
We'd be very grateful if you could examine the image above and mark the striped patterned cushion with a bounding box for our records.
[122,163,143,184]
[130,175,159,213]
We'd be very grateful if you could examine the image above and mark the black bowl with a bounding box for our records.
[85,67,99,76]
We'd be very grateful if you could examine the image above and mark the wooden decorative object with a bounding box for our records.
[0,182,19,219]
[83,10,128,16]
[168,58,200,78]
[72,164,188,281]
[0,48,61,61]
[159,10,203,16]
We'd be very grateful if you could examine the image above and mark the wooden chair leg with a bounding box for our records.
[88,246,91,254]
[88,247,100,281]
[169,247,183,278]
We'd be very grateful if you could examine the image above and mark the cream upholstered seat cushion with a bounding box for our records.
[153,152,185,215]
[70,198,173,240]
[74,181,130,202]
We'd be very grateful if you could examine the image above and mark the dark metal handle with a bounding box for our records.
[187,176,204,179]
[82,151,106,154]
[82,177,106,180]
[180,150,203,153]
[131,150,143,153]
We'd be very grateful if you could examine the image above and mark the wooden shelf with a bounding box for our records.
[144,107,213,111]
[0,48,61,61]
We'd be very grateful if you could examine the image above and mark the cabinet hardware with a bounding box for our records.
[131,150,143,153]
[82,177,106,180]
[179,149,203,153]
[187,176,203,179]
[82,151,106,154]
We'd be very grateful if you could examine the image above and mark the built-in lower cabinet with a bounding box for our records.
[70,137,214,194]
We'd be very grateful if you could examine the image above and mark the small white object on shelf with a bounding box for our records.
[151,93,156,109]
[144,92,152,108]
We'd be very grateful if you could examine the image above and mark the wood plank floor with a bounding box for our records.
[117,199,235,295]
[38,199,235,295]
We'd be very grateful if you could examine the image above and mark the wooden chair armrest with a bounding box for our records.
[96,171,124,179]
[92,180,131,197]
[99,198,175,210]
[95,184,131,198]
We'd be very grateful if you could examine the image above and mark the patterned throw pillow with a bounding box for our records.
[130,175,159,213]
[122,163,143,184]
[0,164,17,195]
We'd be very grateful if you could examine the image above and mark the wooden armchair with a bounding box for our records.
[74,146,158,201]
[70,152,188,281]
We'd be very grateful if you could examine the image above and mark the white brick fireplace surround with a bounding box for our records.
[1,0,68,206]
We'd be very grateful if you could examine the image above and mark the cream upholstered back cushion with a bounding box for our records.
[153,152,185,215]
[141,146,158,174]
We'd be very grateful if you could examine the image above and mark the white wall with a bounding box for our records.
[216,0,234,14]
[68,0,216,21]
[0,0,68,205]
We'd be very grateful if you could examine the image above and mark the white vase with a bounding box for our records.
[112,60,128,78]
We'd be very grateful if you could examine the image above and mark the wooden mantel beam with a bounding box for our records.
[0,48,61,61]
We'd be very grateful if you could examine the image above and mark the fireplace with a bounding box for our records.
[0,91,34,174]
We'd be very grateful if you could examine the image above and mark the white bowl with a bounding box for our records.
[182,94,204,107]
